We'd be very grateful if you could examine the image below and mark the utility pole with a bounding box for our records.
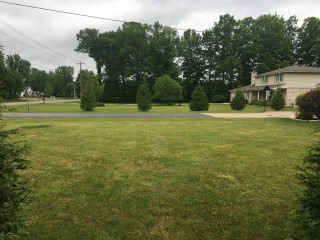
[76,61,86,98]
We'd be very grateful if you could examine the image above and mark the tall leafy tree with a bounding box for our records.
[54,66,74,97]
[179,29,204,101]
[297,17,320,67]
[153,74,182,104]
[6,54,31,84]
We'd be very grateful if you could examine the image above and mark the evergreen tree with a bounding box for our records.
[271,87,285,111]
[230,89,246,110]
[0,100,30,239]
[294,129,320,239]
[189,85,209,111]
[80,81,97,111]
[136,81,152,111]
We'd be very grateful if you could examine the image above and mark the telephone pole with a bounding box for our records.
[76,61,86,98]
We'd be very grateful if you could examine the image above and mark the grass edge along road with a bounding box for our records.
[5,117,319,240]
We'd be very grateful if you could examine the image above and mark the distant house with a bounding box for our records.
[230,65,320,106]
[20,87,43,98]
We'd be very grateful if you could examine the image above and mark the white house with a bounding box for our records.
[230,65,320,106]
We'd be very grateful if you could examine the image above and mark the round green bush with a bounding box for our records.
[212,95,226,103]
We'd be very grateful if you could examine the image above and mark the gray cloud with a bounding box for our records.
[0,0,319,76]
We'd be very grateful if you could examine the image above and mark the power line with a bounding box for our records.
[0,0,203,33]
[0,18,80,62]
[31,63,54,71]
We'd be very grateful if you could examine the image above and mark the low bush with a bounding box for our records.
[296,88,320,119]
[96,103,105,107]
[212,95,226,103]
[251,99,267,106]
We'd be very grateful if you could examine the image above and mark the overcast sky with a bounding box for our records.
[0,0,320,77]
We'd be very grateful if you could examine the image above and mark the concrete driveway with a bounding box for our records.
[203,111,296,118]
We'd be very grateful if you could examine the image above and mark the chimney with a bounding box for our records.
[251,71,257,85]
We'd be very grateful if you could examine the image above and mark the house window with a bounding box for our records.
[261,76,269,84]
[275,74,283,83]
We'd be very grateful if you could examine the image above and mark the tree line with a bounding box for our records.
[76,14,320,103]
[1,14,320,102]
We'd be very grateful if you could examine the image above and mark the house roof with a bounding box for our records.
[257,65,320,77]
[229,84,284,92]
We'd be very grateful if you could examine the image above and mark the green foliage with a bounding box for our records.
[271,87,285,111]
[251,99,267,106]
[230,89,246,111]
[297,17,320,67]
[189,85,209,111]
[54,66,74,97]
[296,88,320,119]
[294,130,320,239]
[0,101,30,239]
[153,75,182,104]
[80,81,97,111]
[212,95,226,103]
[136,81,152,112]
[96,103,105,107]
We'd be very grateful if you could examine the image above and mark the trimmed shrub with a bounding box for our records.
[230,89,246,111]
[270,87,285,111]
[251,99,267,106]
[0,101,30,239]
[136,81,152,112]
[189,85,209,111]
[80,81,97,111]
[297,88,320,119]
[212,95,226,103]
[294,129,320,239]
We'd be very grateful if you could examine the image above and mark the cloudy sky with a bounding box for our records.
[0,0,319,77]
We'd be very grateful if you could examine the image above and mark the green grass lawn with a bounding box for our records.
[4,117,319,240]
[7,102,297,113]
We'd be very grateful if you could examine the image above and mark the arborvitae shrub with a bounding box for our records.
[294,129,320,239]
[189,85,209,111]
[136,81,152,112]
[271,87,285,111]
[0,101,30,239]
[80,81,97,111]
[230,89,246,111]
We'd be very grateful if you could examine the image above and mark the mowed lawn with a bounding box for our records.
[7,102,297,113]
[4,118,319,240]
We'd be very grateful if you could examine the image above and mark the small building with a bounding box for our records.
[230,65,320,106]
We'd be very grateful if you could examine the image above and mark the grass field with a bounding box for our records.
[4,117,319,240]
[7,102,297,113]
